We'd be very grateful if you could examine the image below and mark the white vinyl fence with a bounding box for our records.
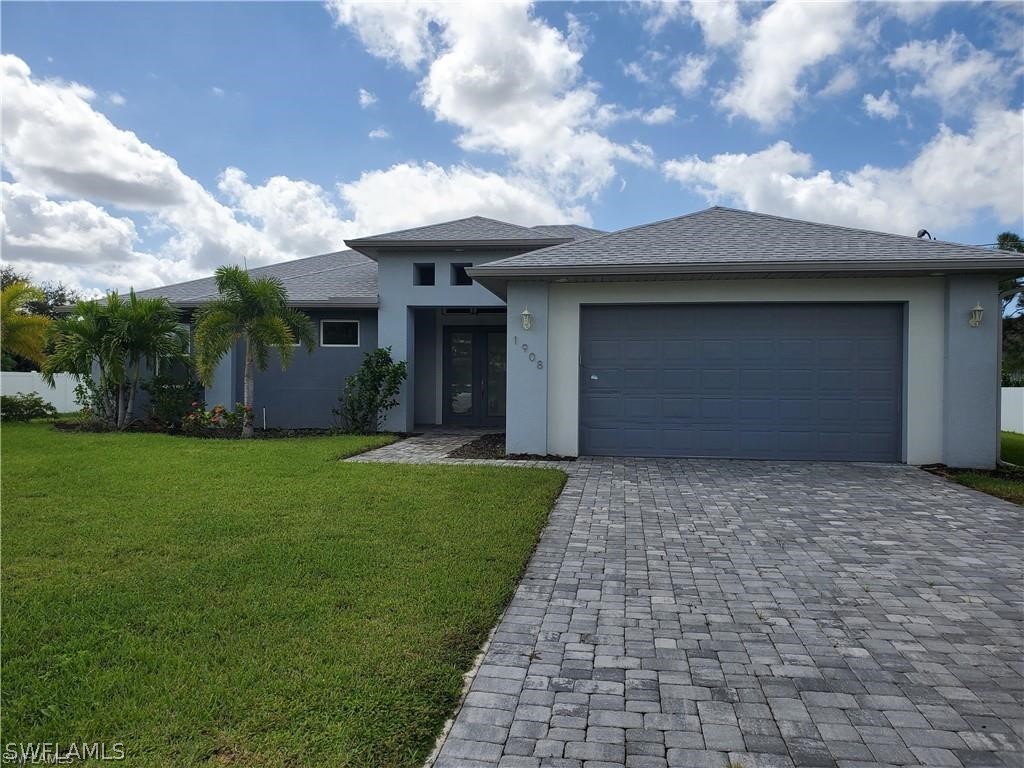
[1,372,79,412]
[1002,387,1024,433]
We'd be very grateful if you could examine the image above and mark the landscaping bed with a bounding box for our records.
[447,432,576,461]
[2,423,566,767]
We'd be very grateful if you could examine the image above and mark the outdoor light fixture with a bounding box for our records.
[521,306,534,330]
[969,303,984,328]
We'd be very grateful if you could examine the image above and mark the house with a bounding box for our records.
[140,207,1024,468]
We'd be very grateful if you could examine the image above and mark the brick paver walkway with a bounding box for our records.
[432,458,1023,768]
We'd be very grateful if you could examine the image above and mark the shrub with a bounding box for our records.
[181,402,250,436]
[144,375,203,426]
[334,347,407,434]
[1,392,58,422]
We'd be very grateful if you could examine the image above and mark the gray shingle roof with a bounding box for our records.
[530,224,607,240]
[135,250,378,306]
[472,207,1024,277]
[346,215,564,245]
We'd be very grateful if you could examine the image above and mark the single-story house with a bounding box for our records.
[139,207,1023,468]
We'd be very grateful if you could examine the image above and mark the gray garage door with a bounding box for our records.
[580,303,902,461]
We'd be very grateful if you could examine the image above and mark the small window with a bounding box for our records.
[414,262,435,286]
[321,320,360,347]
[451,263,473,286]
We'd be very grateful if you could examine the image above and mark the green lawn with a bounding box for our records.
[949,431,1024,505]
[1,423,566,767]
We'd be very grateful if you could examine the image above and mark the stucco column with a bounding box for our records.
[943,274,1000,469]
[378,303,416,432]
[505,282,549,454]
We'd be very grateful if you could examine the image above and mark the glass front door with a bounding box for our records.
[443,327,506,427]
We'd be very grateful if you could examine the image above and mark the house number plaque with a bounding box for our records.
[514,336,544,370]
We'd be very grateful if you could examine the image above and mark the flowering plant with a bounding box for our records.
[181,402,251,435]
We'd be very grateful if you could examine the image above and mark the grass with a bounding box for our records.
[947,431,1024,505]
[1,423,566,767]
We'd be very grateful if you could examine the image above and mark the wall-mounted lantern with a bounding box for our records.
[968,303,984,328]
[520,306,534,331]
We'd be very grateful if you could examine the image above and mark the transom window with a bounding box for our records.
[321,320,360,347]
[451,263,473,286]
[414,262,435,286]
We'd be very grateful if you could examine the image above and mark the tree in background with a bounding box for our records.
[1,266,81,370]
[193,266,315,438]
[43,292,189,429]
[998,232,1024,384]
[1,282,50,370]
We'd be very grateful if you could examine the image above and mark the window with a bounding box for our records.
[451,263,473,286]
[321,320,360,347]
[414,262,435,286]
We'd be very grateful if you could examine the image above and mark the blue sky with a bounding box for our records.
[2,1,1022,293]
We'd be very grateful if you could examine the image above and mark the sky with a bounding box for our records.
[1,0,1022,295]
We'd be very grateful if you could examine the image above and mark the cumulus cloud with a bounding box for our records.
[642,105,676,125]
[367,127,390,139]
[337,162,588,233]
[327,1,649,199]
[819,66,858,97]
[719,1,857,128]
[689,0,742,46]
[1,53,585,293]
[358,87,377,108]
[672,54,713,96]
[622,60,650,84]
[108,92,126,106]
[662,108,1024,233]
[863,90,900,119]
[887,32,1010,113]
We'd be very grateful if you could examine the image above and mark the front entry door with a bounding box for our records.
[443,327,506,427]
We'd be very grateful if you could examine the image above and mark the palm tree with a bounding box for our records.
[193,266,315,438]
[1,282,50,368]
[43,292,189,429]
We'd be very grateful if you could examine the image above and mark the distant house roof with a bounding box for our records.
[135,250,378,307]
[470,207,1024,283]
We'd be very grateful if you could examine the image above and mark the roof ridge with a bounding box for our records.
[708,205,999,254]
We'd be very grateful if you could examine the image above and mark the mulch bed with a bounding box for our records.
[447,433,575,462]
[51,420,359,440]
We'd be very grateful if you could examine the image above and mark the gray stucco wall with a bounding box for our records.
[223,308,378,429]
[943,274,1000,468]
[505,282,549,454]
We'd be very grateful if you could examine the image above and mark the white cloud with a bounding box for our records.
[641,105,676,125]
[662,107,1024,234]
[108,92,126,106]
[622,60,650,84]
[325,1,438,68]
[887,32,1009,113]
[672,54,713,96]
[887,1,941,23]
[689,0,742,47]
[358,87,377,108]
[328,1,650,199]
[640,0,688,35]
[863,90,900,120]
[338,162,588,232]
[0,53,587,294]
[719,1,857,128]
[211,86,225,97]
[367,127,390,139]
[820,66,858,97]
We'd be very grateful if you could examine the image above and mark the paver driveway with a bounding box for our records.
[433,459,1023,768]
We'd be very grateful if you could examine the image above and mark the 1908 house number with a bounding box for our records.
[513,335,544,369]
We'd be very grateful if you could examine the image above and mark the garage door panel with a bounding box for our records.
[580,303,901,460]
